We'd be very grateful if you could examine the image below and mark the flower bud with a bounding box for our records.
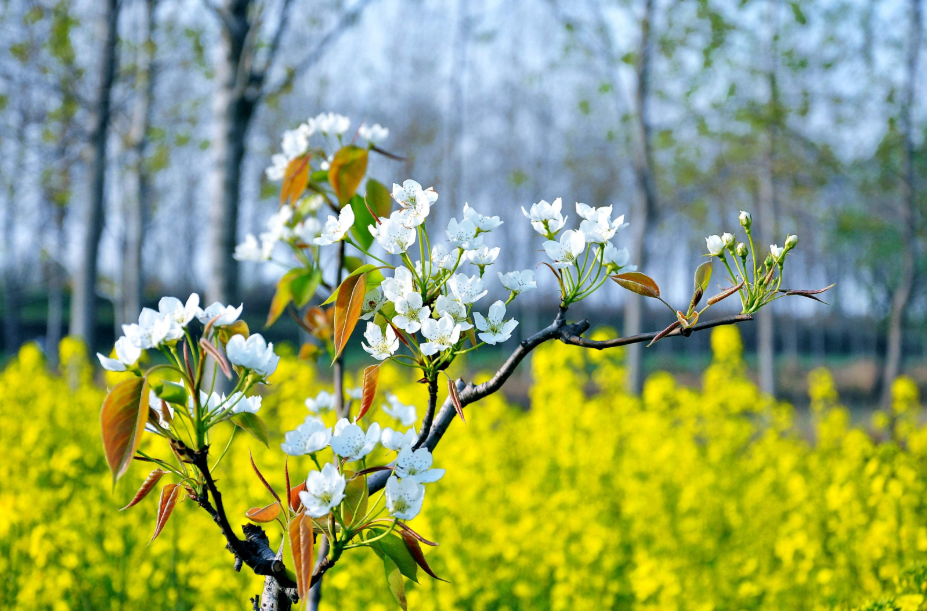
[785,234,798,250]
[764,253,775,268]
[735,242,748,258]
[705,235,725,257]
[722,232,735,248]
[739,210,752,229]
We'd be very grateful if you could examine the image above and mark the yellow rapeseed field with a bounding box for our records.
[2,327,927,610]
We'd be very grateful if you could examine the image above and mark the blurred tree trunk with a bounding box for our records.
[441,0,471,215]
[755,0,781,396]
[71,0,120,350]
[880,0,922,406]
[207,0,255,306]
[624,0,658,394]
[46,203,67,367]
[122,0,158,327]
[2,116,26,355]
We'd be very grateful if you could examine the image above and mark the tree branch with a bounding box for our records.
[413,377,439,450]
[368,310,753,494]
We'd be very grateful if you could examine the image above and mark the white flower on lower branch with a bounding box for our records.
[226,333,280,378]
[385,475,425,521]
[420,315,461,356]
[362,323,399,360]
[474,301,519,345]
[97,336,143,372]
[381,427,418,452]
[281,417,332,456]
[299,463,347,518]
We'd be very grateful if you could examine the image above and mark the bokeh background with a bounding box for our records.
[1,0,926,609]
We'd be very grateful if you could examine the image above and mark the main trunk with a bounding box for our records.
[880,0,922,406]
[623,0,657,394]
[70,0,120,349]
[207,0,254,306]
[122,0,156,326]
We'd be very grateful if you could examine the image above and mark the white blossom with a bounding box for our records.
[145,390,175,432]
[97,336,143,372]
[578,207,627,244]
[362,322,400,360]
[448,273,488,304]
[393,293,430,333]
[466,246,500,267]
[785,234,798,250]
[382,394,417,426]
[473,301,519,345]
[281,127,309,159]
[330,418,380,460]
[370,214,416,254]
[315,206,355,246]
[196,302,243,327]
[705,235,725,256]
[360,287,388,320]
[391,179,438,209]
[281,417,332,456]
[305,390,335,413]
[123,308,174,349]
[722,232,735,248]
[299,463,347,517]
[385,475,425,520]
[522,198,566,236]
[431,245,461,271]
[462,203,503,232]
[358,123,389,144]
[346,387,363,401]
[265,154,289,181]
[445,218,484,251]
[434,295,472,331]
[498,270,536,295]
[381,427,417,452]
[294,217,322,244]
[543,229,586,269]
[311,112,351,135]
[226,333,280,378]
[381,267,415,302]
[158,293,200,327]
[234,234,273,262]
[229,392,262,414]
[420,314,461,356]
[739,210,752,228]
[770,244,784,262]
[395,447,445,484]
[603,243,633,270]
[296,194,324,214]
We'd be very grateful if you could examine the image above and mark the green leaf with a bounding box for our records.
[366,178,393,218]
[349,194,375,250]
[372,533,419,583]
[694,261,712,293]
[342,471,369,526]
[291,268,322,308]
[321,265,387,306]
[328,145,368,204]
[382,555,407,610]
[231,412,270,447]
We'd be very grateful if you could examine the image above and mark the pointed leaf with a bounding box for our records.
[101,376,149,485]
[289,481,307,513]
[448,379,465,423]
[611,272,660,298]
[289,513,315,601]
[249,450,282,505]
[382,554,407,610]
[199,337,232,379]
[353,465,393,478]
[373,533,419,583]
[707,280,745,306]
[151,483,182,542]
[356,364,380,422]
[281,154,311,205]
[266,271,295,327]
[292,268,322,308]
[232,412,270,447]
[120,469,166,510]
[646,320,682,348]
[778,283,835,304]
[328,145,368,204]
[246,502,281,523]
[366,178,393,218]
[349,194,376,250]
[396,521,439,547]
[321,265,387,306]
[332,272,367,362]
[694,261,713,292]
[401,531,447,582]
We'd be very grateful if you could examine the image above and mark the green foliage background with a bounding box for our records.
[3,328,927,611]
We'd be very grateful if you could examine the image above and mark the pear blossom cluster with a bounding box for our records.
[522,198,634,305]
[97,294,278,381]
